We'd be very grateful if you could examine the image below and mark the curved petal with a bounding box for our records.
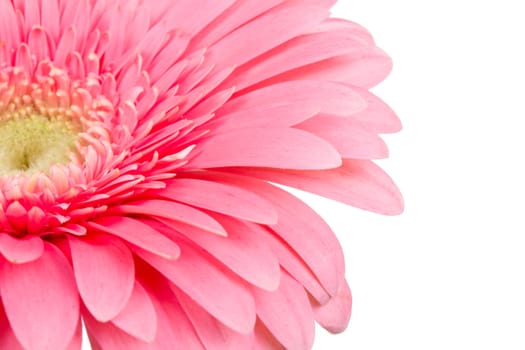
[136,241,256,334]
[161,178,277,224]
[0,233,44,264]
[0,243,79,350]
[112,281,158,343]
[69,235,135,322]
[88,216,180,259]
[188,128,342,170]
[230,159,404,215]
[312,280,352,334]
[253,272,315,349]
[113,199,228,236]
[172,214,281,291]
[174,287,254,349]
[296,114,389,159]
[170,171,346,298]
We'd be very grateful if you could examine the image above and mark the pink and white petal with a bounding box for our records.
[312,280,352,334]
[296,114,389,159]
[172,214,281,291]
[174,287,254,349]
[112,281,158,343]
[87,216,180,259]
[69,235,135,322]
[113,199,227,236]
[231,159,404,215]
[0,243,79,350]
[187,128,342,170]
[161,178,277,224]
[253,272,315,350]
[0,233,44,264]
[136,241,256,334]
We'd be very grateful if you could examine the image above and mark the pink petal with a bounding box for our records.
[347,86,402,133]
[0,233,44,264]
[65,319,83,350]
[114,199,228,236]
[188,127,342,170]
[253,272,315,349]
[87,216,180,259]
[228,31,366,91]
[254,222,331,304]
[296,114,389,159]
[136,241,256,334]
[69,235,135,322]
[173,214,281,291]
[0,304,24,350]
[188,0,286,51]
[312,280,352,334]
[206,3,329,72]
[161,178,277,224]
[0,243,79,350]
[174,287,254,349]
[218,80,366,120]
[268,46,392,89]
[231,159,404,215]
[253,319,284,350]
[84,312,150,349]
[173,171,346,298]
[112,281,158,343]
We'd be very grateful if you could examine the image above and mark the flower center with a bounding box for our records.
[0,114,78,174]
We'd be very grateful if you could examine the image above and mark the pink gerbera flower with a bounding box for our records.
[0,0,402,349]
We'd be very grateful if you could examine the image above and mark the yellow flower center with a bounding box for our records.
[0,114,78,174]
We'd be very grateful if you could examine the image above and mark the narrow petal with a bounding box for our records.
[87,216,180,259]
[188,128,342,170]
[114,199,228,236]
[230,159,404,215]
[69,235,135,322]
[206,3,329,72]
[0,234,44,264]
[161,178,278,224]
[172,214,281,291]
[253,272,315,349]
[174,287,254,349]
[136,241,256,334]
[0,243,79,350]
[296,114,389,159]
[312,280,352,334]
[0,304,24,350]
[176,171,345,299]
[112,281,158,343]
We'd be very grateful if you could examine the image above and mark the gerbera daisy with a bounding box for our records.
[0,0,402,349]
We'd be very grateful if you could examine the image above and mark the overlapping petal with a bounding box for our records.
[0,0,402,349]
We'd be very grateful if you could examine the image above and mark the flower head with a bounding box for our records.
[0,1,402,349]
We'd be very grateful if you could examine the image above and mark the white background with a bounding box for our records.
[315,0,525,349]
[80,1,525,349]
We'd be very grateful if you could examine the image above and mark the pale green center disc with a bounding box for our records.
[0,115,78,174]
